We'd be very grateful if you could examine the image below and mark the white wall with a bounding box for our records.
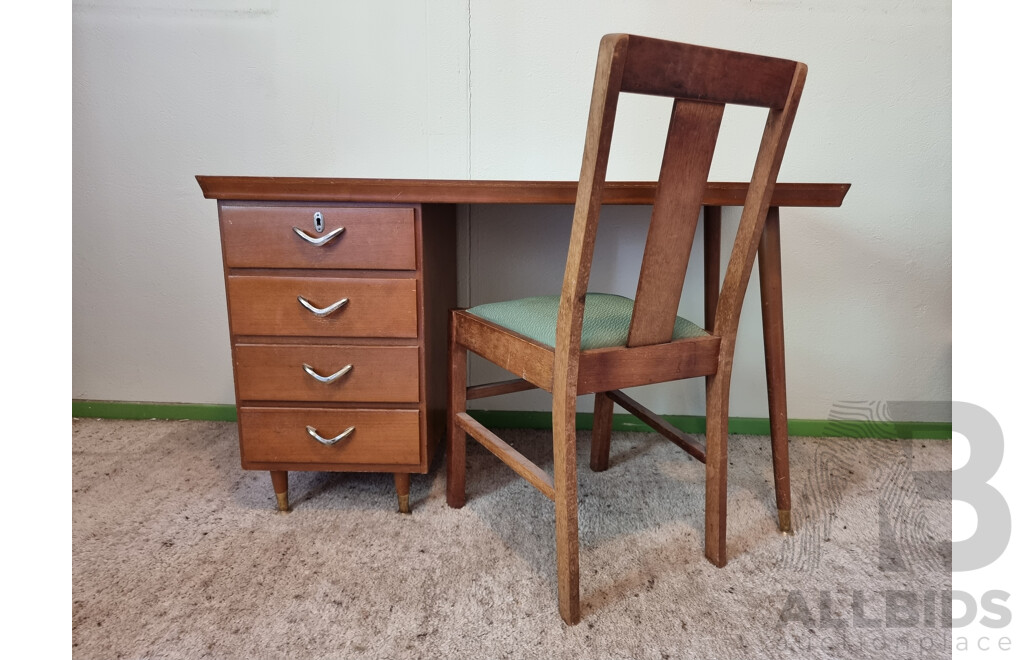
[72,1,951,421]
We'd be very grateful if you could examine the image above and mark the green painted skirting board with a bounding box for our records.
[71,400,951,440]
[72,400,239,422]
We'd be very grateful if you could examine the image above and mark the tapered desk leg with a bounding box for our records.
[270,470,289,512]
[702,204,728,566]
[703,205,721,330]
[394,473,411,514]
[758,206,792,533]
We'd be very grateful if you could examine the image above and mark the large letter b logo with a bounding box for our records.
[953,402,1011,571]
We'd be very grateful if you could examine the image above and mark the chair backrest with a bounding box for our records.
[554,34,806,369]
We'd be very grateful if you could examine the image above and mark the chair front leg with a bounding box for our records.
[704,370,730,567]
[447,313,468,509]
[552,391,582,625]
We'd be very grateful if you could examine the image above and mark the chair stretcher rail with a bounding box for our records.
[455,412,556,500]
[607,390,707,463]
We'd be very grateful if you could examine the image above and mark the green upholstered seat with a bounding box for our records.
[465,293,707,350]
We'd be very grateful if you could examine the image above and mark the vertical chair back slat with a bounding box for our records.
[627,98,724,347]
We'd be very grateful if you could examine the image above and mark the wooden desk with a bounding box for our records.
[197,176,849,512]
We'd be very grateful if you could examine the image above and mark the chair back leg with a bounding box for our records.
[551,392,582,624]
[589,391,615,472]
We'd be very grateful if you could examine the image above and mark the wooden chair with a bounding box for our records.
[446,33,806,625]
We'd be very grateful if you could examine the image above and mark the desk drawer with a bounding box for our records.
[220,205,417,270]
[227,275,418,338]
[234,344,419,403]
[239,407,420,466]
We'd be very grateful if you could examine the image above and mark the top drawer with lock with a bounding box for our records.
[219,204,417,270]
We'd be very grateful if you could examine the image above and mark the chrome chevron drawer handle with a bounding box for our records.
[306,425,355,446]
[301,363,353,384]
[292,226,345,246]
[297,296,348,317]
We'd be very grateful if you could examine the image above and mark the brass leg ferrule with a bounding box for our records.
[778,509,792,534]
[397,494,411,514]
[275,491,290,512]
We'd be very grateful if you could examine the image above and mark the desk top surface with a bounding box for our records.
[197,176,849,208]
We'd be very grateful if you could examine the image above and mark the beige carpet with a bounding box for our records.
[72,418,951,659]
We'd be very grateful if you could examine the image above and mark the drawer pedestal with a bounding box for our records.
[214,201,455,511]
